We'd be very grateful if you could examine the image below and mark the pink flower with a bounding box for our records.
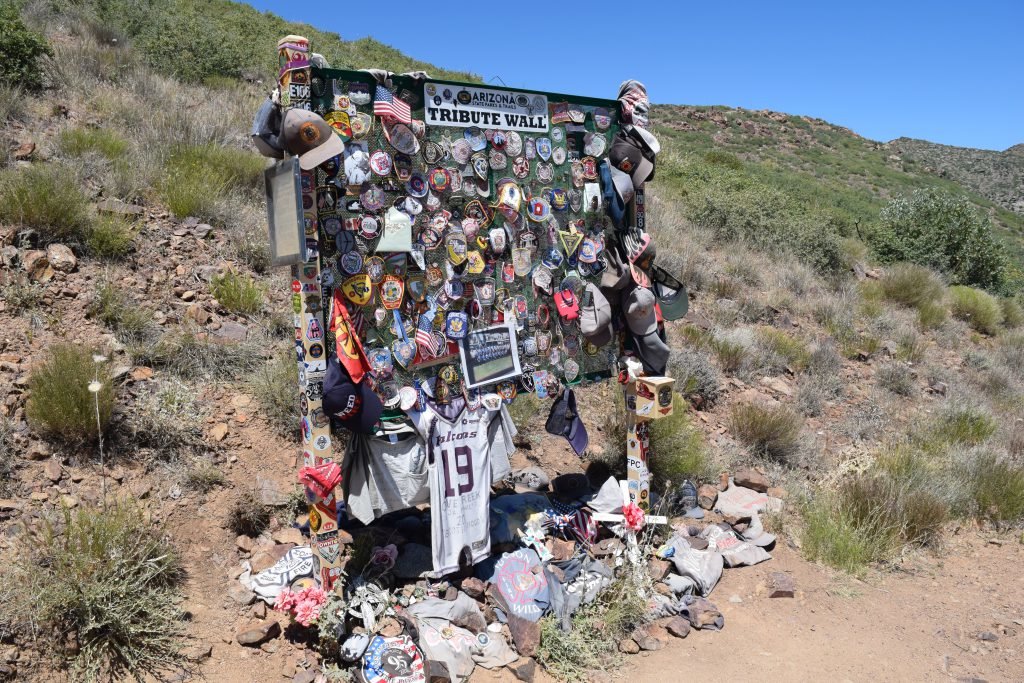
[274,588,298,613]
[293,599,321,627]
[297,586,327,607]
[622,502,645,532]
[370,544,398,570]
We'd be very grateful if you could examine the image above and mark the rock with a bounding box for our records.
[977,631,998,642]
[61,495,78,508]
[460,577,487,600]
[194,223,213,238]
[293,670,318,683]
[0,500,22,512]
[505,614,540,657]
[44,459,62,482]
[427,660,451,683]
[45,244,77,273]
[630,623,669,651]
[733,467,769,493]
[179,290,196,302]
[182,643,213,662]
[213,321,249,343]
[22,250,53,282]
[881,340,898,357]
[13,141,35,160]
[210,423,229,441]
[592,537,623,558]
[665,616,691,639]
[236,620,281,646]
[508,658,536,682]
[760,376,793,397]
[647,558,671,581]
[377,617,403,638]
[236,535,255,553]
[767,572,795,598]
[443,586,458,601]
[546,537,576,562]
[251,601,268,619]
[227,583,255,606]
[96,198,144,216]
[186,303,211,324]
[697,484,718,510]
[272,527,304,546]
[929,381,948,396]
[250,545,295,574]
[718,471,730,491]
[617,638,640,654]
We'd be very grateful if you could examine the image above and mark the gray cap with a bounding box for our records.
[281,108,344,170]
[624,286,658,336]
[580,283,613,347]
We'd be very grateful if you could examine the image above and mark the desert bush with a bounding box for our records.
[728,402,803,463]
[806,341,843,376]
[211,271,265,315]
[160,144,264,218]
[0,164,93,243]
[59,126,129,159]
[896,329,928,363]
[996,333,1024,378]
[878,263,946,310]
[27,345,114,445]
[755,326,810,372]
[132,328,263,380]
[1007,423,1024,460]
[955,451,1024,523]
[230,489,272,536]
[506,390,545,446]
[797,374,842,417]
[1001,298,1024,329]
[183,459,226,493]
[86,215,136,260]
[87,280,155,344]
[948,285,1004,335]
[123,380,207,462]
[801,498,880,575]
[712,338,749,375]
[874,189,1007,291]
[925,407,997,450]
[0,4,51,89]
[3,504,185,681]
[647,395,713,487]
[0,83,27,121]
[876,363,915,396]
[703,149,743,170]
[668,348,721,407]
[917,300,948,329]
[1,280,45,314]
[250,351,299,437]
[0,418,17,496]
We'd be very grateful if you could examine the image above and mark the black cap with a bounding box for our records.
[322,356,383,434]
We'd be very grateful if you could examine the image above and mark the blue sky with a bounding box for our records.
[245,0,1022,151]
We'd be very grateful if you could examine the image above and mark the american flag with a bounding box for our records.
[415,309,440,357]
[373,84,411,124]
[545,501,598,546]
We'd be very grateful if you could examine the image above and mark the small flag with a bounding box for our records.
[374,84,411,124]
[545,501,598,546]
[415,310,440,357]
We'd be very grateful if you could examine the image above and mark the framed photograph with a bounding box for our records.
[263,157,305,267]
[458,321,522,389]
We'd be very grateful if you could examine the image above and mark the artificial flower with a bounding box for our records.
[622,502,645,532]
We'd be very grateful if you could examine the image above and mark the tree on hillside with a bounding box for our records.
[874,189,1007,291]
[0,4,52,90]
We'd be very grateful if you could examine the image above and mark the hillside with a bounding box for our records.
[2,3,1024,682]
[888,136,1024,214]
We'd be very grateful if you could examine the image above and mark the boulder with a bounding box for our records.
[45,244,77,273]
[767,572,795,598]
[664,616,691,639]
[22,250,52,282]
[733,467,769,493]
[617,638,640,654]
[236,620,281,646]
[630,623,669,651]
[697,484,718,509]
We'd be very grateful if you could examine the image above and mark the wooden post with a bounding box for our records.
[625,398,652,511]
[277,35,344,591]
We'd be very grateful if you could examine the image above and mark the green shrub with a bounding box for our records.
[0,164,93,243]
[1002,297,1024,329]
[211,271,265,315]
[703,149,743,170]
[250,352,299,437]
[728,402,803,463]
[0,418,17,496]
[5,504,185,680]
[506,390,544,445]
[801,498,879,575]
[0,5,52,90]
[755,326,810,372]
[1,280,44,314]
[957,452,1024,524]
[27,345,114,445]
[184,460,226,493]
[948,285,1004,335]
[87,280,155,344]
[86,215,136,260]
[917,300,948,329]
[874,189,1007,290]
[712,338,748,374]
[647,395,712,487]
[876,363,915,396]
[230,489,272,536]
[926,407,997,449]
[59,127,129,159]
[160,144,264,218]
[878,263,946,310]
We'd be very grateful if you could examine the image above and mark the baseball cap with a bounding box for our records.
[623,230,656,270]
[512,466,551,493]
[545,388,589,456]
[281,108,344,170]
[600,160,631,231]
[608,126,659,188]
[251,99,284,159]
[631,326,671,377]
[624,286,658,336]
[322,356,383,434]
[599,242,632,292]
[651,265,689,321]
[580,283,613,347]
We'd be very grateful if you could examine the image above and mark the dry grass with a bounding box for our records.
[27,344,114,446]
[211,271,265,316]
[729,402,803,463]
[948,285,1004,335]
[0,163,93,244]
